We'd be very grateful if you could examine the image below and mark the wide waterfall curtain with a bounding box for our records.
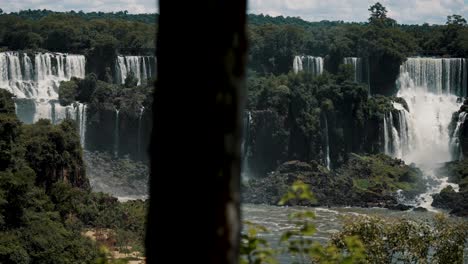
[146,1,247,263]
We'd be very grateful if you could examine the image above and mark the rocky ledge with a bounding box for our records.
[242,153,426,209]
[432,160,468,217]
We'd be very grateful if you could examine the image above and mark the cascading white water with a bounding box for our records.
[399,57,467,96]
[383,112,389,154]
[322,114,331,170]
[115,55,156,85]
[79,104,87,148]
[389,111,402,158]
[343,57,363,83]
[293,56,323,76]
[388,57,463,210]
[0,52,85,99]
[450,111,467,161]
[0,51,87,146]
[383,103,412,158]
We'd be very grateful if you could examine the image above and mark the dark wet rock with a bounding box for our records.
[433,160,468,217]
[386,203,413,211]
[243,154,426,208]
[413,207,428,212]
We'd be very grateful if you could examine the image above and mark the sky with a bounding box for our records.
[1,0,467,25]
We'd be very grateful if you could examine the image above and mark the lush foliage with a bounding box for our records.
[340,153,425,196]
[0,89,101,262]
[0,11,155,54]
[245,69,401,177]
[59,74,154,117]
[2,9,157,24]
[243,154,425,208]
[0,89,147,262]
[247,4,467,96]
[332,214,468,263]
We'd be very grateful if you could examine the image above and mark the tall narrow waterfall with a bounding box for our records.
[343,57,363,83]
[293,56,324,76]
[115,56,156,85]
[114,109,120,157]
[0,52,88,146]
[450,112,467,161]
[321,113,331,170]
[386,57,464,210]
[80,104,87,148]
[382,103,411,158]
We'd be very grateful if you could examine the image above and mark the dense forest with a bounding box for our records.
[0,9,157,24]
[0,7,466,88]
[0,88,147,262]
[247,11,468,95]
[0,10,156,58]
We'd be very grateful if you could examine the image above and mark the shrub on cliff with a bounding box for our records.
[59,80,79,106]
[340,153,425,197]
[21,119,88,190]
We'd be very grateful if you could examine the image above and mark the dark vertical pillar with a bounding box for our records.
[146,1,247,263]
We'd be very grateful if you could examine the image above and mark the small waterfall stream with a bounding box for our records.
[293,56,324,76]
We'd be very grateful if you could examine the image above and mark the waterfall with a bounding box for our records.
[115,55,156,85]
[399,57,467,97]
[383,113,389,154]
[293,56,323,76]
[322,114,331,170]
[293,56,303,74]
[382,103,412,158]
[450,111,467,161]
[80,104,87,148]
[114,109,120,157]
[388,111,402,158]
[137,106,145,156]
[343,57,363,83]
[393,102,411,157]
[0,52,86,98]
[0,51,87,146]
[241,111,253,181]
[390,57,463,210]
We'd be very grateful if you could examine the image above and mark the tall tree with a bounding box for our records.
[446,14,467,26]
[146,1,247,264]
[368,2,396,27]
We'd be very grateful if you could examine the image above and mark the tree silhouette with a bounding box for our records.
[368,2,396,27]
[146,1,247,263]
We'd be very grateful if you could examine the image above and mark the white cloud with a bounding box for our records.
[0,0,466,24]
[248,0,467,24]
[1,0,158,14]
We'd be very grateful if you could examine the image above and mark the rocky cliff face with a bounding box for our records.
[243,154,425,208]
[85,102,152,162]
[244,97,397,178]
